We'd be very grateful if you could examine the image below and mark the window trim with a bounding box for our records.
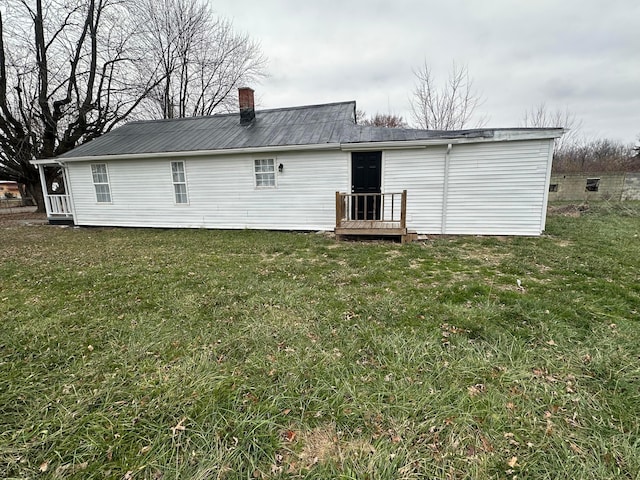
[91,163,112,204]
[253,158,277,189]
[170,160,189,205]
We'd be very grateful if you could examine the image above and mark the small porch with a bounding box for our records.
[33,161,75,224]
[335,190,415,243]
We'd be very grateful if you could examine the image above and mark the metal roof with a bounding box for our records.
[60,102,357,158]
[58,101,562,159]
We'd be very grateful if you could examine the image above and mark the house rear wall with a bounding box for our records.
[66,138,554,235]
[67,150,349,230]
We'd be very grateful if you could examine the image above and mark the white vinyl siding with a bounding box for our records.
[383,140,553,235]
[254,158,276,187]
[171,161,189,204]
[91,164,111,203]
[444,141,552,235]
[66,151,349,230]
[383,148,446,233]
[65,138,554,236]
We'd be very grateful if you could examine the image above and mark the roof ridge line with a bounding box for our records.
[125,101,357,126]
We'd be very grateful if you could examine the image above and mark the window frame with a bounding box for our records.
[585,178,600,192]
[253,158,277,189]
[91,163,112,204]
[170,160,189,205]
[549,183,558,192]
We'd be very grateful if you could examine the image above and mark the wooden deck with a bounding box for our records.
[335,191,415,243]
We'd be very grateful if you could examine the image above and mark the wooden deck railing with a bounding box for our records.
[335,190,407,229]
[45,194,73,216]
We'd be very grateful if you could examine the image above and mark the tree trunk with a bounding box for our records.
[25,181,46,213]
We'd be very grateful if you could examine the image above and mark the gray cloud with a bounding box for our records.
[214,0,640,142]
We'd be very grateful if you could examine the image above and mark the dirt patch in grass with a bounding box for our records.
[385,249,402,259]
[0,211,47,227]
[458,248,512,267]
[281,424,377,472]
[554,239,573,247]
[297,425,341,467]
[548,203,589,217]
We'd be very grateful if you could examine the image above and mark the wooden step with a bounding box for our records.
[402,231,418,243]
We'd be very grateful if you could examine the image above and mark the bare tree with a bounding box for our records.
[519,104,638,172]
[522,102,583,152]
[410,61,486,130]
[0,0,161,211]
[358,112,407,128]
[0,0,267,212]
[134,0,267,119]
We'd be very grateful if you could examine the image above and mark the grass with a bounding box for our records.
[1,202,639,479]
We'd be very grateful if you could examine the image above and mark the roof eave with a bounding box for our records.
[340,128,564,151]
[48,142,344,163]
[31,128,564,163]
[492,128,565,141]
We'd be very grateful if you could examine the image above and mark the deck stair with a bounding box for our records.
[335,190,414,243]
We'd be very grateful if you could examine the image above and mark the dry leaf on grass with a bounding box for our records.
[139,445,152,455]
[171,418,186,436]
[569,442,584,455]
[468,383,486,397]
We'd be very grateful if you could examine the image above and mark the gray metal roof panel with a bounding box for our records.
[58,99,559,159]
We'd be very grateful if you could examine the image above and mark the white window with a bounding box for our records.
[254,158,276,188]
[91,164,111,203]
[171,161,189,204]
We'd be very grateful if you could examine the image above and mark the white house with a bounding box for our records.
[32,88,563,239]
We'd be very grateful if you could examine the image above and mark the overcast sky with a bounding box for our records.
[212,0,639,144]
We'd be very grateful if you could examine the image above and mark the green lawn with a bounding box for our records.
[1,203,639,479]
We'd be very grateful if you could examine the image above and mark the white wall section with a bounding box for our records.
[66,138,555,236]
[444,140,552,235]
[67,150,350,230]
[383,140,553,235]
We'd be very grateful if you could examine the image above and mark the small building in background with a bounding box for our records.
[0,181,22,199]
[548,172,640,201]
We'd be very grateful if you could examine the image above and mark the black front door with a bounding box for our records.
[351,152,382,220]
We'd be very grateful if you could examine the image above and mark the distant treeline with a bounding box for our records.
[553,138,640,173]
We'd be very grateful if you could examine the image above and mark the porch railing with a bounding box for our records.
[46,194,73,216]
[335,190,406,228]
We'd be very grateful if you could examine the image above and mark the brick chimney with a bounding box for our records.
[238,87,255,126]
